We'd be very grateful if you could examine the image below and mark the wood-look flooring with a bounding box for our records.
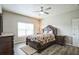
[14,42,26,55]
[40,44,79,55]
[14,42,79,55]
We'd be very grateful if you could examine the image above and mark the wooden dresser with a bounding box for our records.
[0,34,14,55]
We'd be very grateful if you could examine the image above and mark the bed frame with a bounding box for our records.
[26,25,65,53]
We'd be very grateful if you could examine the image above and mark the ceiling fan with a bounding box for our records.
[33,6,52,15]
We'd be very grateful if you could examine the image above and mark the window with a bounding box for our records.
[18,22,34,37]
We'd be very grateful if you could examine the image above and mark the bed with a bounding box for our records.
[26,25,65,53]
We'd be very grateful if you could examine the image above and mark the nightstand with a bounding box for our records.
[55,36,66,45]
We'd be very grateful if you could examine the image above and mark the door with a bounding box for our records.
[72,19,79,47]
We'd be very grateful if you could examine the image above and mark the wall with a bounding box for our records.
[42,9,79,45]
[0,5,2,14]
[3,11,40,44]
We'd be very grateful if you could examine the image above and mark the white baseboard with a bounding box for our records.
[14,41,25,44]
[65,43,73,46]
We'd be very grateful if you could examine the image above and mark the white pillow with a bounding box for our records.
[44,31,48,34]
[48,30,53,34]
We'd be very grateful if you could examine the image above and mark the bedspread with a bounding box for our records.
[27,34,55,45]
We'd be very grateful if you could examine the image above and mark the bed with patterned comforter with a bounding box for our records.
[26,25,58,53]
[27,33,55,45]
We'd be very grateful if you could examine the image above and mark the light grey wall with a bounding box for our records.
[3,11,40,44]
[0,5,2,14]
[42,9,79,45]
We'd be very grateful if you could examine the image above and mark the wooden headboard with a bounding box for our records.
[43,25,57,36]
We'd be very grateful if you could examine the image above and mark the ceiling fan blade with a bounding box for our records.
[40,6,44,11]
[45,7,51,10]
[44,12,49,14]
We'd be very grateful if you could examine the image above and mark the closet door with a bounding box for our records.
[72,19,79,47]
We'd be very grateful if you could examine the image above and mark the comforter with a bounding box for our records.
[27,33,55,45]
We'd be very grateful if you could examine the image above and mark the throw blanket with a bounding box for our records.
[27,33,55,45]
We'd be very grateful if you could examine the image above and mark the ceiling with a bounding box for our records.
[2,4,79,19]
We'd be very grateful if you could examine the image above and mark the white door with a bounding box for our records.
[72,19,79,47]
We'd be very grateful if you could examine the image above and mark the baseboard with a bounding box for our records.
[65,43,73,46]
[14,41,26,45]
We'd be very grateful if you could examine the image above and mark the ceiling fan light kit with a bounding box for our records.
[40,12,44,14]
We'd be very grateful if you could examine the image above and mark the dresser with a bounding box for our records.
[0,34,14,55]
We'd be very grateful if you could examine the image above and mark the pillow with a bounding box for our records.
[48,30,53,34]
[44,31,48,34]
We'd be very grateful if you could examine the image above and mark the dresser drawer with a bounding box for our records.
[0,36,13,43]
[0,50,13,55]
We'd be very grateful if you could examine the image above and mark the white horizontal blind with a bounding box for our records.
[18,22,34,37]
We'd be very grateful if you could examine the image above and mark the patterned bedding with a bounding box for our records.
[27,33,55,45]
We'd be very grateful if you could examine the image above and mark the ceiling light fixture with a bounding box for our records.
[33,6,52,15]
[40,11,44,14]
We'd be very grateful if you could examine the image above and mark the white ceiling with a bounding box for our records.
[2,4,79,19]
